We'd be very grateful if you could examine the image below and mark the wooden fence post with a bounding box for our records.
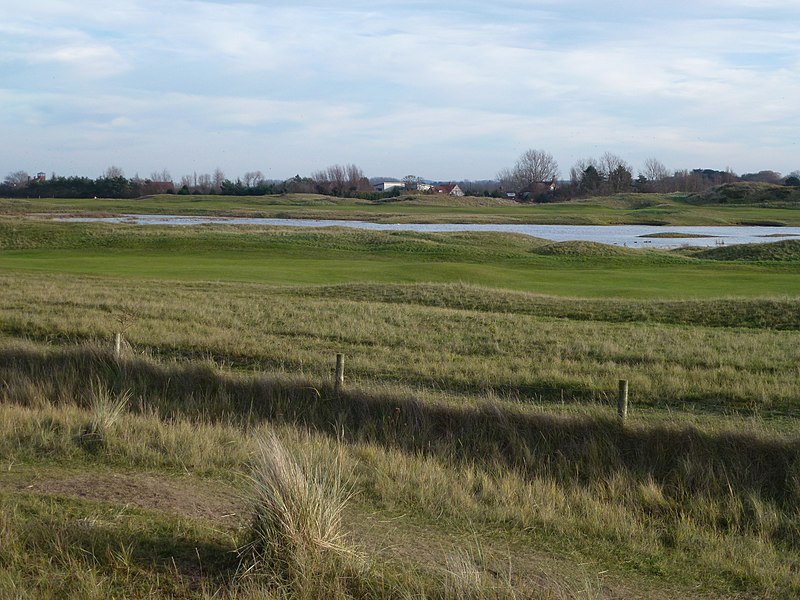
[114,333,122,359]
[334,353,344,393]
[617,379,628,423]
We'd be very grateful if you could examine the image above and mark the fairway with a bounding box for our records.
[1,219,799,298]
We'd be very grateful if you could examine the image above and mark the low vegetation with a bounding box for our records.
[3,182,800,225]
[686,182,800,206]
[1,209,799,597]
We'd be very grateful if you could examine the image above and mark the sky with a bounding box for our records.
[1,0,799,182]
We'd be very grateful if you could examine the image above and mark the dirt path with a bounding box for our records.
[1,464,701,599]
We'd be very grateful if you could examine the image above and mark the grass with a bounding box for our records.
[3,187,800,225]
[2,273,800,414]
[0,344,798,597]
[1,218,799,298]
[1,211,799,597]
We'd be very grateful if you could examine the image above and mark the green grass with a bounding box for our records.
[1,213,799,597]
[1,219,798,298]
[3,187,800,225]
[1,344,799,598]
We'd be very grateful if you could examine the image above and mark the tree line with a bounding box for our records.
[0,164,388,200]
[3,156,799,201]
[494,149,800,202]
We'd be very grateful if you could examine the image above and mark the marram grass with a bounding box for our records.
[0,343,798,597]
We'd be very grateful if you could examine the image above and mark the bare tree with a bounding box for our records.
[4,170,30,187]
[672,169,705,193]
[104,165,125,179]
[345,164,368,192]
[243,171,264,187]
[638,158,670,192]
[212,168,225,192]
[503,149,559,192]
[597,153,631,179]
[641,158,669,182]
[150,169,172,184]
[402,174,424,190]
[311,168,330,194]
[312,163,367,196]
[328,164,347,196]
[197,173,212,193]
[496,167,514,190]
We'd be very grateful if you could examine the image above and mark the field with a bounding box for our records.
[3,187,800,225]
[1,195,800,598]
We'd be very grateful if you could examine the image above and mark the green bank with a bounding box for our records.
[1,219,799,298]
[2,186,800,225]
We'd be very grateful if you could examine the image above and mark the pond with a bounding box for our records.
[54,215,800,249]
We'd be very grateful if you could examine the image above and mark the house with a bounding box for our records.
[372,181,405,192]
[430,183,464,197]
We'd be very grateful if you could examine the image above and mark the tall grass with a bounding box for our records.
[241,432,355,582]
[2,273,800,414]
[2,343,798,563]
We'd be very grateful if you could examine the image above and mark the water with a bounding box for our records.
[54,215,800,248]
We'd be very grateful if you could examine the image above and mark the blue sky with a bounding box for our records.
[1,0,798,182]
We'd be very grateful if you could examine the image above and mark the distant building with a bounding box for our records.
[36,172,46,182]
[430,183,464,197]
[372,181,405,192]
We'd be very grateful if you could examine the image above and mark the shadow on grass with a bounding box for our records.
[5,491,239,595]
[2,343,799,513]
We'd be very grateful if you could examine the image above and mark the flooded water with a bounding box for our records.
[54,215,800,248]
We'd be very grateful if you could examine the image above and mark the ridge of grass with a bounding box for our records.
[687,239,800,262]
[687,182,800,206]
[2,272,800,413]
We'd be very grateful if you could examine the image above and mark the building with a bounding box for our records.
[372,181,405,192]
[430,183,464,197]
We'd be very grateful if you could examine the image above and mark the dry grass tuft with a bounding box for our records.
[240,431,358,589]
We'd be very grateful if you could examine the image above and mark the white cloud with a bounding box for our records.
[1,0,799,178]
[31,42,129,78]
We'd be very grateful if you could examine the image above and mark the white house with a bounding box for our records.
[372,181,405,192]
[430,183,464,197]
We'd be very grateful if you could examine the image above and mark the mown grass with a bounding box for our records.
[1,218,799,298]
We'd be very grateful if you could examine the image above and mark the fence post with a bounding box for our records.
[114,333,122,359]
[334,353,344,393]
[617,379,628,423]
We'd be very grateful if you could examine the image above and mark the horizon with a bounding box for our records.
[2,1,799,181]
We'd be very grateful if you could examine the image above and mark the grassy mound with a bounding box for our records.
[529,240,642,257]
[395,195,520,207]
[687,182,800,206]
[691,239,800,261]
[639,232,714,239]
